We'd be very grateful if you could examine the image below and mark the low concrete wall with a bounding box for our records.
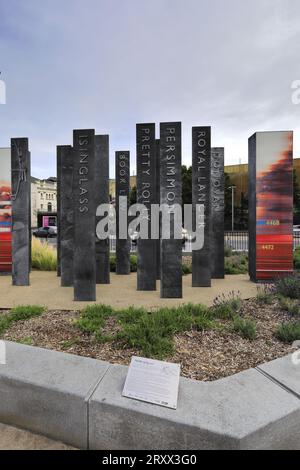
[0,341,299,449]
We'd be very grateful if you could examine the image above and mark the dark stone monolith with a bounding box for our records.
[211,147,225,279]
[156,139,160,280]
[11,138,30,286]
[56,148,61,277]
[73,130,96,301]
[160,122,182,298]
[59,145,74,287]
[116,151,130,275]
[136,123,156,291]
[192,127,211,287]
[95,135,110,284]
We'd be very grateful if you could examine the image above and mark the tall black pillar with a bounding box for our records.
[192,127,211,287]
[59,145,74,287]
[95,135,110,284]
[211,147,225,279]
[160,122,182,298]
[116,151,130,275]
[156,139,160,280]
[73,130,96,301]
[136,123,156,291]
[11,138,30,286]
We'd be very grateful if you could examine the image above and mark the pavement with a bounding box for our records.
[0,271,257,311]
[0,423,74,450]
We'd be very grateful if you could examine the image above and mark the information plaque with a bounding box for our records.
[122,356,180,410]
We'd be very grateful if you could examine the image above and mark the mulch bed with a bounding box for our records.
[0,298,295,382]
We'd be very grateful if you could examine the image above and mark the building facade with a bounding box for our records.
[31,177,57,227]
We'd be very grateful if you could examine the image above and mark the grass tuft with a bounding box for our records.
[32,238,57,271]
[212,291,242,320]
[275,321,300,343]
[232,316,257,340]
[0,305,45,336]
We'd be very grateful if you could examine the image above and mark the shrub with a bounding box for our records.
[117,303,213,358]
[256,285,274,305]
[294,248,300,271]
[182,263,192,275]
[32,238,57,271]
[212,291,242,319]
[110,255,137,272]
[225,254,248,275]
[278,296,300,317]
[75,305,215,358]
[224,245,232,258]
[232,316,257,340]
[275,274,300,300]
[275,321,300,343]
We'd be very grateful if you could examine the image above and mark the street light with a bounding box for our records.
[228,186,236,232]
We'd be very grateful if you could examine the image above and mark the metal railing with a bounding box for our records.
[109,231,300,253]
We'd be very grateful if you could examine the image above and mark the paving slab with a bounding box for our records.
[89,364,300,450]
[0,422,75,450]
[0,271,257,311]
[0,341,109,448]
[257,354,300,398]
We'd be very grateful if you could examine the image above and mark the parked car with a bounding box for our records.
[294,225,300,233]
[33,226,57,238]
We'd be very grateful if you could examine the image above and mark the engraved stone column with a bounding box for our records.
[11,138,30,286]
[95,135,110,284]
[59,145,74,287]
[160,122,182,298]
[136,123,156,291]
[211,147,225,279]
[156,139,161,280]
[73,130,96,301]
[192,127,211,287]
[116,151,130,275]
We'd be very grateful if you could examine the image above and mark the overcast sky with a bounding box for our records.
[0,0,300,178]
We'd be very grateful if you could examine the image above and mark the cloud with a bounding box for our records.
[0,0,299,178]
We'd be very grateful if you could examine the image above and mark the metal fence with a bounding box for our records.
[109,231,300,253]
[224,231,300,252]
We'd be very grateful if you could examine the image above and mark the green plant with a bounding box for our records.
[275,321,300,343]
[275,274,300,300]
[18,336,34,346]
[0,305,45,336]
[110,255,137,273]
[31,238,57,271]
[278,296,300,316]
[232,316,257,340]
[74,304,114,342]
[75,303,214,356]
[117,303,213,358]
[294,248,300,271]
[256,285,274,305]
[225,254,248,275]
[224,245,233,258]
[212,291,242,319]
[182,263,192,275]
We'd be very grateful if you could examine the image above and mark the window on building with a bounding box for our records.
[48,203,52,212]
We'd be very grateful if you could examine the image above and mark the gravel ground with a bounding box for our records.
[1,298,295,382]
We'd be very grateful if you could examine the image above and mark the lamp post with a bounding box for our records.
[228,186,236,232]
